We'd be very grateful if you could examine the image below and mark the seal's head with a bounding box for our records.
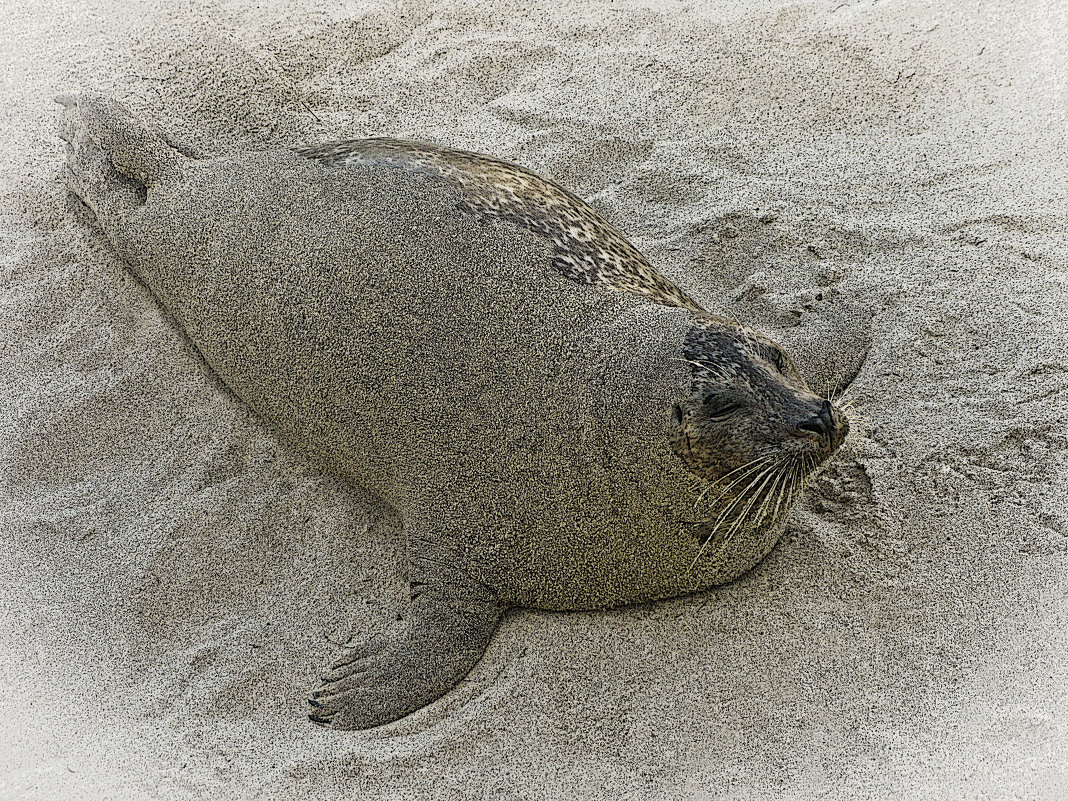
[670,314,849,544]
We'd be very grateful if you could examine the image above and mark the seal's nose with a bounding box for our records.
[797,399,834,442]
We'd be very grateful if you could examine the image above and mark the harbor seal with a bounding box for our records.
[57,92,849,730]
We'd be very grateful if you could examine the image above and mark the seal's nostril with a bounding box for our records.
[798,416,829,438]
[798,400,834,440]
[820,399,834,428]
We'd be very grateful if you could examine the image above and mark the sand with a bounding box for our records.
[1,0,1066,798]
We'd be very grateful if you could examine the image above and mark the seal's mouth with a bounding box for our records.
[682,401,849,557]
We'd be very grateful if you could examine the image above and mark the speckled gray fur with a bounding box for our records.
[58,93,847,730]
[296,138,702,311]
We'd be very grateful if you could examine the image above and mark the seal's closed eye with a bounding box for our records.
[702,394,745,419]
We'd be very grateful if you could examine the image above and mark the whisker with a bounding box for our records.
[755,466,788,528]
[722,462,782,545]
[792,457,804,503]
[750,459,786,525]
[689,479,761,570]
[689,460,780,568]
[751,457,794,527]
[691,455,774,513]
[776,455,803,523]
[787,464,800,510]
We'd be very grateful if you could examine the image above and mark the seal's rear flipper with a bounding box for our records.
[308,534,503,730]
[56,93,188,253]
[56,93,186,188]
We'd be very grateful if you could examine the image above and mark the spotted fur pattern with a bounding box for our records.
[294,138,702,311]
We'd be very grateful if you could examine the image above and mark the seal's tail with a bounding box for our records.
[55,92,186,189]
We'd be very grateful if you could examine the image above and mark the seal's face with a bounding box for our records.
[669,315,849,544]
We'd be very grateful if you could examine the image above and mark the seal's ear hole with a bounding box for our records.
[670,403,684,425]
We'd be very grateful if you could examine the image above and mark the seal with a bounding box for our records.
[57,92,849,730]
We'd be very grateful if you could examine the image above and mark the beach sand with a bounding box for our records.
[1,1,1066,798]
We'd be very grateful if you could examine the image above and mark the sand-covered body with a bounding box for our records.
[57,93,845,728]
[111,150,779,610]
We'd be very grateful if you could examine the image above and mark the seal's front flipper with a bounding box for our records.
[309,535,503,730]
